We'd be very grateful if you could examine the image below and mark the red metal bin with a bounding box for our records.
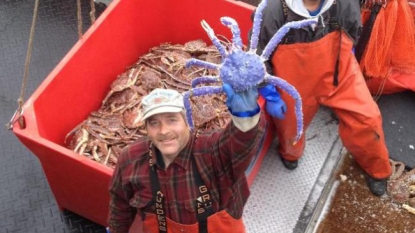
[12,0,273,227]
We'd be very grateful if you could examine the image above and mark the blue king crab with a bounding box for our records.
[182,0,317,143]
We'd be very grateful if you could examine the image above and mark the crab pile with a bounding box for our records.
[65,39,233,168]
[387,160,415,214]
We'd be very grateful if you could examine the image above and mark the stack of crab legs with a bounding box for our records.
[387,160,415,215]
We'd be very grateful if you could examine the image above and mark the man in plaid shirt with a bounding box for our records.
[108,84,277,233]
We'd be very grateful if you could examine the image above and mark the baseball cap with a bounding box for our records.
[141,88,185,121]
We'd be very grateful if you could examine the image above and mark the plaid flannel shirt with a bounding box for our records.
[108,112,266,233]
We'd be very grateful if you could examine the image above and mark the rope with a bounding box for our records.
[77,0,83,39]
[19,0,40,109]
[90,0,96,24]
[7,0,97,130]
[77,0,97,38]
[6,0,40,130]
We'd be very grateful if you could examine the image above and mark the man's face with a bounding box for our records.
[146,112,190,161]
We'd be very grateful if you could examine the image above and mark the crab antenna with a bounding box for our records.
[185,58,220,70]
[261,18,317,60]
[191,76,220,88]
[220,17,243,50]
[201,20,228,58]
[249,0,269,53]
[182,86,223,130]
[265,74,304,144]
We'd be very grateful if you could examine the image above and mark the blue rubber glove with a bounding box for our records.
[223,83,260,117]
[258,84,286,119]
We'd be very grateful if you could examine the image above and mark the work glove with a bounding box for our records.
[259,84,286,119]
[223,83,260,117]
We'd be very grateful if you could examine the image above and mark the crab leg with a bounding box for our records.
[191,76,221,88]
[74,128,89,154]
[249,0,269,53]
[220,17,243,50]
[186,58,219,70]
[103,148,112,166]
[402,204,415,215]
[201,20,228,58]
[261,18,317,60]
[142,61,191,86]
[265,74,303,144]
[92,145,101,162]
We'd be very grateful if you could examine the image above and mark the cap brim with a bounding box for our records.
[141,106,184,121]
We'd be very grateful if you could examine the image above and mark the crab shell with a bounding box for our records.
[220,50,266,92]
[388,179,410,204]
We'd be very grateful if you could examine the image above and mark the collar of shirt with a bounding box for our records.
[308,0,325,16]
[285,0,333,18]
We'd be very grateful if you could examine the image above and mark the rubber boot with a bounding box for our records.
[366,176,387,196]
[280,157,298,170]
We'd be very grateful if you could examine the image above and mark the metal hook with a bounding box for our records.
[6,108,24,130]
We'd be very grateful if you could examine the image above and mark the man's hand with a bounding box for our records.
[223,83,260,117]
[259,84,286,119]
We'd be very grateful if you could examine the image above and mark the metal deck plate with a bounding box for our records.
[243,107,341,233]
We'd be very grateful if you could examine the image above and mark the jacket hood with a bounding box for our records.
[285,0,334,18]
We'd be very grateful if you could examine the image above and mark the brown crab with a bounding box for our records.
[188,94,231,131]
[182,39,219,55]
[102,66,142,110]
[190,95,218,128]
[139,67,162,93]
[387,160,415,208]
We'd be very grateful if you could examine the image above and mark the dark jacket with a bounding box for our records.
[253,0,362,73]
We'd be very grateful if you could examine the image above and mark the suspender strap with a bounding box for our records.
[328,0,339,30]
[329,0,340,87]
[149,153,215,233]
[280,0,295,44]
[280,0,288,21]
[354,3,381,62]
[333,29,342,86]
[150,166,168,233]
[191,157,214,233]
